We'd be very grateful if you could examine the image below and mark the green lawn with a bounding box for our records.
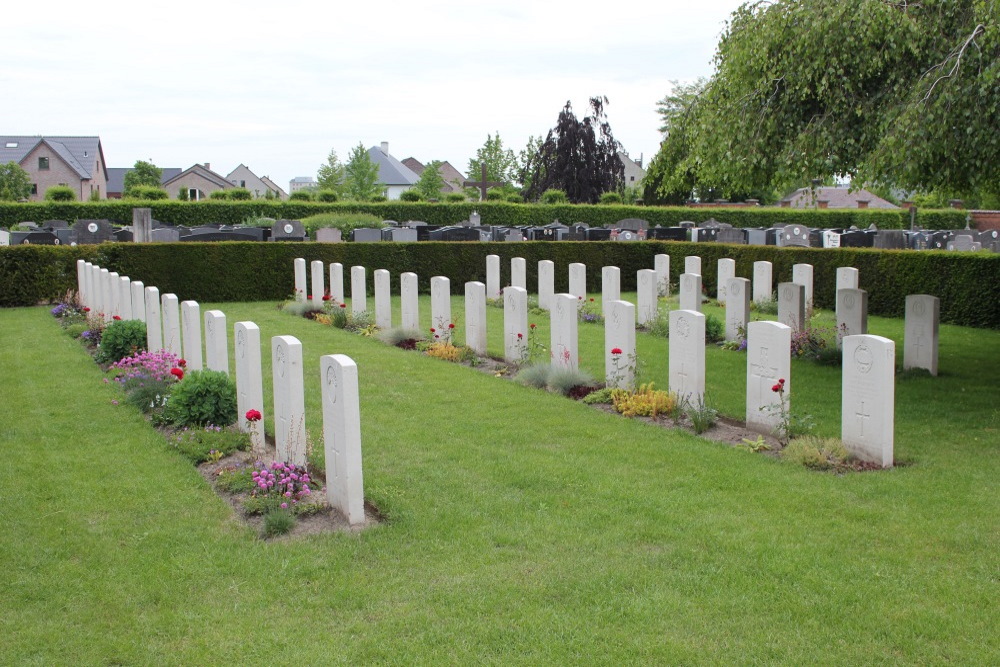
[1,296,997,664]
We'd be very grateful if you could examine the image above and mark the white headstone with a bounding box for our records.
[717,258,736,305]
[504,286,529,363]
[234,321,265,455]
[511,257,526,290]
[904,294,939,376]
[550,293,579,371]
[836,267,859,292]
[745,321,792,433]
[842,334,895,468]
[684,256,701,276]
[76,260,86,304]
[311,260,325,308]
[329,262,344,303]
[0,230,9,246]
[636,269,658,325]
[351,266,367,317]
[180,300,203,371]
[83,262,94,309]
[374,269,391,329]
[107,272,120,321]
[130,281,145,324]
[430,276,451,333]
[272,335,306,466]
[293,258,307,303]
[144,286,163,352]
[568,263,586,301]
[605,300,636,389]
[836,288,868,348]
[320,354,366,525]
[669,309,705,404]
[118,276,133,320]
[400,272,419,331]
[602,266,621,314]
[778,282,806,331]
[725,277,751,342]
[99,268,110,319]
[792,263,814,316]
[161,293,182,357]
[486,254,501,299]
[204,310,228,374]
[679,272,702,312]
[655,254,670,296]
[538,260,555,310]
[753,261,773,303]
[465,281,487,356]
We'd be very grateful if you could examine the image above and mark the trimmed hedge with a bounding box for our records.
[0,200,968,230]
[3,241,998,328]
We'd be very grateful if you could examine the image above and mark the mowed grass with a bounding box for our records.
[1,294,997,664]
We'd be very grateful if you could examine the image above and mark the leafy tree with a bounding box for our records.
[467,133,516,185]
[642,79,706,205]
[647,0,1000,199]
[316,149,345,193]
[123,160,163,195]
[0,161,32,201]
[343,143,383,201]
[521,97,624,203]
[44,185,76,201]
[414,160,446,199]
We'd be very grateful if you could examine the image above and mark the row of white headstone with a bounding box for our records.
[76,260,366,525]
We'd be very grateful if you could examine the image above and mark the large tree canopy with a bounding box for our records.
[646,0,999,202]
[0,161,32,201]
[467,133,517,186]
[123,160,162,195]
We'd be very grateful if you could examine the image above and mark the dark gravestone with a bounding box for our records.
[616,218,649,231]
[614,229,643,241]
[647,227,687,241]
[431,227,481,241]
[114,228,134,242]
[54,228,78,245]
[809,229,826,247]
[717,228,747,244]
[272,219,306,241]
[585,228,613,241]
[351,229,383,243]
[383,228,418,242]
[12,230,59,245]
[524,227,546,241]
[691,227,719,242]
[151,227,181,242]
[746,228,778,246]
[315,228,343,243]
[73,219,115,244]
[977,229,999,246]
[909,231,934,250]
[231,226,266,241]
[778,224,811,248]
[41,220,70,230]
[839,230,874,248]
[874,230,907,250]
[928,231,952,249]
[181,229,263,242]
[415,225,442,242]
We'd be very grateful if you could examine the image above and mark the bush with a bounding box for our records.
[208,190,228,200]
[547,367,595,395]
[228,188,253,201]
[289,191,313,201]
[300,212,381,238]
[44,186,76,201]
[505,194,524,203]
[165,369,237,427]
[95,319,147,364]
[124,186,169,200]
[611,383,677,418]
[445,192,466,202]
[485,189,505,201]
[600,192,623,204]
[515,364,551,389]
[169,424,249,463]
[399,190,423,202]
[540,189,569,204]
[783,436,851,470]
[705,314,725,343]
[316,190,339,202]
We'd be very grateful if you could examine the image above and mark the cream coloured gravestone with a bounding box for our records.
[792,263,814,316]
[374,269,391,329]
[745,321,791,433]
[726,277,751,342]
[669,309,705,404]
[106,272,120,321]
[679,272,702,312]
[465,281,487,356]
[0,230,9,246]
[684,255,701,276]
[836,288,868,348]
[350,266,367,317]
[655,254,670,296]
[320,354,366,525]
[311,260,325,308]
[234,322,265,454]
[329,263,344,303]
[400,272,419,331]
[753,261,773,303]
[717,258,736,305]
[569,263,587,301]
[637,269,658,326]
[118,276,133,320]
[486,255,501,299]
[602,266,621,315]
[904,294,940,376]
[82,262,93,309]
[99,268,110,318]
[204,310,228,374]
[161,293,182,357]
[76,260,86,305]
[145,286,163,352]
[504,286,529,363]
[836,267,859,292]
[778,282,806,331]
[430,276,451,332]
[293,258,307,303]
[538,260,555,310]
[272,335,306,466]
[550,293,579,371]
[605,300,636,390]
[180,300,203,371]
[842,334,895,468]
[130,281,145,324]
[511,257,526,290]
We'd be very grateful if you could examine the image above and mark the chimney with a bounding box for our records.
[817,200,829,209]
[204,162,211,171]
[857,200,870,209]
[380,142,389,156]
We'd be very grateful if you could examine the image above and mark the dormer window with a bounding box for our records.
[5,142,17,148]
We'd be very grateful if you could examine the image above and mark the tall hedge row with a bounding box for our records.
[0,200,968,230]
[3,241,997,328]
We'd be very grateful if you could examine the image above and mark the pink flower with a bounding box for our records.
[280,502,288,509]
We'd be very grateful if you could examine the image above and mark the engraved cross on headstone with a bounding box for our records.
[856,400,871,437]
[750,346,779,401]
[463,163,504,201]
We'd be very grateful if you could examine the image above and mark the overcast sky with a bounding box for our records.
[4,0,744,190]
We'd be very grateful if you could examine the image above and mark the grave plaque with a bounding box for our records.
[605,300,636,390]
[842,335,895,468]
[382,228,417,242]
[150,227,180,243]
[569,263,586,301]
[12,231,58,245]
[717,228,747,245]
[293,258,307,302]
[320,354,366,525]
[0,230,9,246]
[779,225,810,248]
[161,293,182,357]
[717,258,736,305]
[550,294,579,371]
[486,255,501,299]
[465,281,487,356]
[504,286,529,363]
[904,294,939,376]
[311,260,325,308]
[351,228,382,243]
[602,266,621,314]
[511,257,527,290]
[401,272,420,331]
[875,230,907,250]
[746,321,792,433]
[315,228,343,243]
[272,219,306,241]
[679,273,702,312]
[836,267,859,292]
[118,276,133,320]
[538,260,555,310]
[145,287,163,352]
[668,310,705,404]
[130,281,145,324]
[684,256,702,276]
[73,219,114,244]
[106,272,120,321]
[204,310,228,374]
[272,335,307,466]
[330,263,344,303]
[792,263,814,316]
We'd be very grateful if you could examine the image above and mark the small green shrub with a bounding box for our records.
[540,189,568,204]
[783,436,851,470]
[65,322,87,339]
[600,192,623,204]
[95,319,147,364]
[123,378,172,414]
[371,195,387,202]
[705,314,725,343]
[209,190,229,200]
[445,192,466,202]
[169,424,249,463]
[316,190,339,202]
[165,370,238,427]
[644,308,670,338]
[399,190,423,202]
[752,294,778,314]
[686,395,719,434]
[547,367,595,396]
[611,383,677,418]
[124,185,169,200]
[44,185,76,201]
[300,212,381,237]
[289,190,313,201]
[485,189,505,201]
[582,387,614,404]
[227,188,253,201]
[505,194,524,203]
[262,509,296,537]
[216,465,256,493]
[516,364,551,389]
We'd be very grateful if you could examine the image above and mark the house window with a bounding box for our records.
[5,142,17,148]
[630,176,635,181]
[240,180,246,188]
[31,184,37,195]
[188,188,201,201]
[38,157,50,170]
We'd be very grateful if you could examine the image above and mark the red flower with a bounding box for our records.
[448,323,455,329]
[339,303,346,308]
[771,383,782,393]
[322,294,332,301]
[517,333,523,339]
[434,334,440,339]
[178,359,187,368]
[112,315,121,321]
[170,368,184,381]
[430,327,436,333]
[611,347,623,355]
[589,298,595,302]
[307,295,312,300]
[529,323,536,329]
[245,409,262,422]
[82,307,90,313]
[778,378,786,385]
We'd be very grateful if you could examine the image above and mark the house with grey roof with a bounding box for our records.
[369,142,418,200]
[401,158,467,194]
[1,135,108,201]
[162,163,232,201]
[106,166,183,198]
[779,186,898,209]
[227,164,287,199]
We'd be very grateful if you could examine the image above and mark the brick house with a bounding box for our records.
[162,163,232,200]
[0,136,108,201]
